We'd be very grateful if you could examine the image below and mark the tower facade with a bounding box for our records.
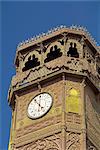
[8,26,100,150]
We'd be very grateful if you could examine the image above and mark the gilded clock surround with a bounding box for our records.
[8,25,100,150]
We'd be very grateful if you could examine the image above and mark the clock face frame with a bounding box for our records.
[27,93,53,119]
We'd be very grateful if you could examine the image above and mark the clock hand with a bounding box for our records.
[38,96,46,111]
[34,99,41,111]
[34,98,43,111]
[38,96,43,111]
[34,97,45,112]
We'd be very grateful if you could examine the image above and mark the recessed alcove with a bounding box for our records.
[44,45,62,63]
[22,54,40,71]
[67,42,79,58]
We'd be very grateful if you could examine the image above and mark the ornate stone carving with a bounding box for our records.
[87,145,97,150]
[66,113,81,124]
[17,134,61,150]
[86,95,100,148]
[66,132,81,150]
[9,54,100,92]
[16,115,61,139]
[86,95,100,131]
[87,139,97,150]
[44,41,64,58]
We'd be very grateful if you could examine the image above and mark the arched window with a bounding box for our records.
[44,45,62,63]
[22,54,40,71]
[67,42,79,58]
[66,88,80,113]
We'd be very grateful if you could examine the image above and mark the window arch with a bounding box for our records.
[22,54,40,71]
[44,45,62,63]
[67,42,79,58]
[66,88,80,113]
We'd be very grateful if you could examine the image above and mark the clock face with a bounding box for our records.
[27,93,53,119]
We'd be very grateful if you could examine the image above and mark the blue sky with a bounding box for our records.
[1,1,100,149]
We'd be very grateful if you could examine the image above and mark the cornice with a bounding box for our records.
[14,25,100,67]
[15,124,62,148]
[17,25,99,52]
[8,68,100,108]
[11,56,100,90]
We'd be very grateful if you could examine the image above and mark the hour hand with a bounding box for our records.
[34,99,40,111]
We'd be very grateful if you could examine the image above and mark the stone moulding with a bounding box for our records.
[14,124,62,148]
[17,25,99,53]
[8,55,100,106]
[11,56,100,89]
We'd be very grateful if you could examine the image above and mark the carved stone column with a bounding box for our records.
[39,42,44,66]
[80,37,85,59]
[61,72,66,150]
[18,52,24,72]
[81,78,86,150]
[8,96,16,150]
[62,33,68,56]
[94,54,98,73]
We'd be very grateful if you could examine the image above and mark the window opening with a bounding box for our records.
[22,54,40,71]
[44,45,62,63]
[67,43,79,58]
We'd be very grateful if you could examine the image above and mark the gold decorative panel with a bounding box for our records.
[66,88,80,113]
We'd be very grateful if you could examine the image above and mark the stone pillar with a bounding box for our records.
[81,78,86,150]
[62,33,68,56]
[40,42,44,66]
[94,54,98,72]
[61,72,66,150]
[8,96,17,150]
[18,52,24,72]
[80,37,85,59]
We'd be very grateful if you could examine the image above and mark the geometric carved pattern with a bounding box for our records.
[66,132,81,150]
[16,115,61,139]
[86,95,100,149]
[86,95,100,133]
[66,113,81,124]
[9,55,100,91]
[87,146,97,150]
[18,133,61,150]
[87,139,97,150]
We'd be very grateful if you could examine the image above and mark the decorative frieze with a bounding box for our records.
[66,132,81,150]
[9,55,100,91]
[17,133,62,150]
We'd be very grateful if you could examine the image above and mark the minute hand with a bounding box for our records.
[34,99,41,111]
[38,98,45,111]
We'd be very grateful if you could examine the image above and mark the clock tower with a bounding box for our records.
[8,25,100,150]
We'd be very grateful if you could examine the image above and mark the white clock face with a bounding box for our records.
[27,93,53,119]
